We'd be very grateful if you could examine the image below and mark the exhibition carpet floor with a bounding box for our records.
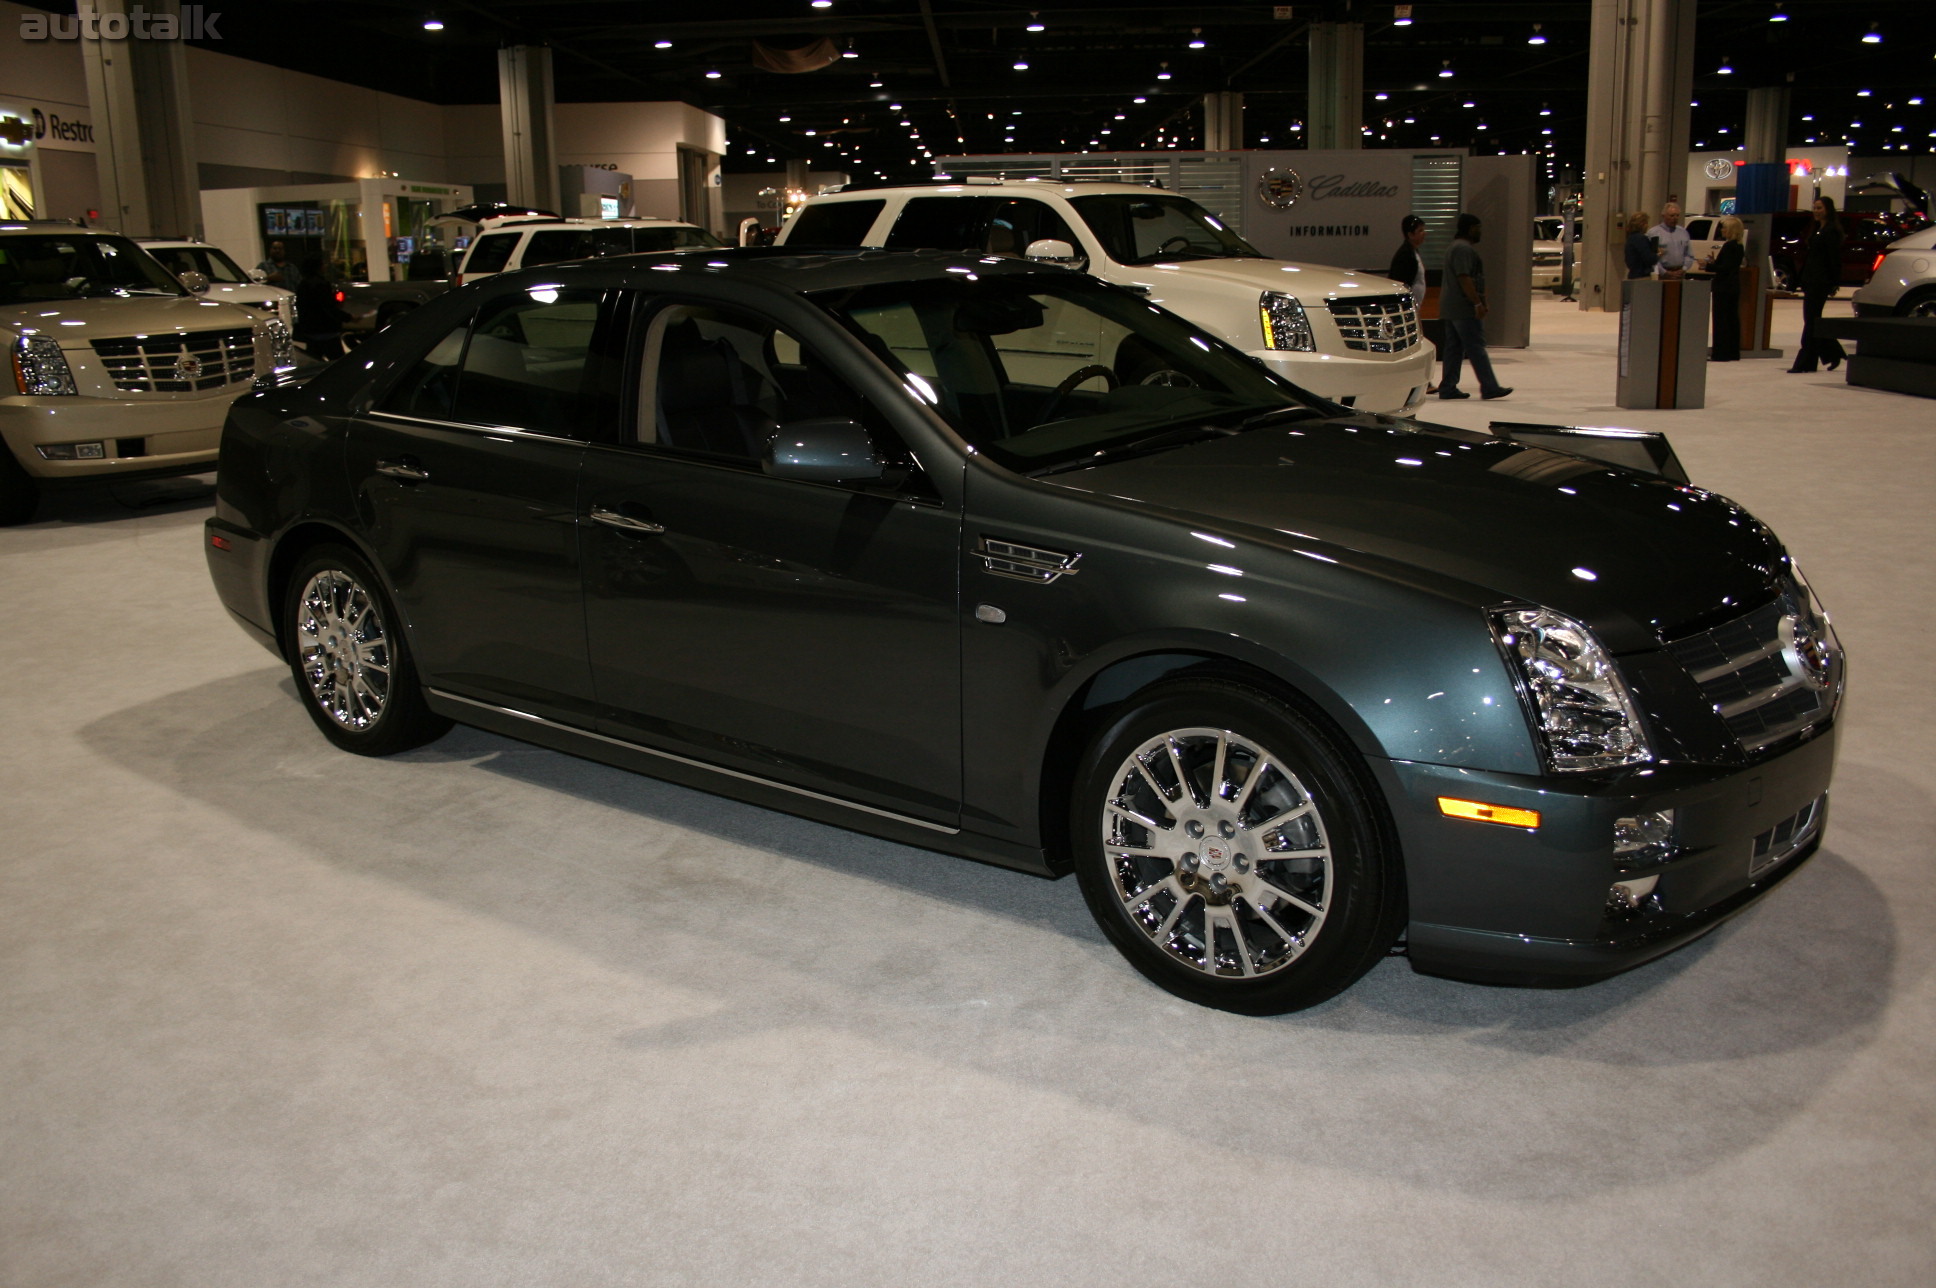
[2,295,1931,1287]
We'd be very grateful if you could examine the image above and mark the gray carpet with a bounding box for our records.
[3,295,1932,1286]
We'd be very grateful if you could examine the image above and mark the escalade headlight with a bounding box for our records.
[1259,292,1316,352]
[12,334,77,396]
[260,318,295,371]
[1492,606,1653,772]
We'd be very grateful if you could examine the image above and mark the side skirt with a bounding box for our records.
[424,689,1058,878]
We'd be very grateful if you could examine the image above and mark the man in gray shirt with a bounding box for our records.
[1437,213,1511,400]
[1648,201,1692,278]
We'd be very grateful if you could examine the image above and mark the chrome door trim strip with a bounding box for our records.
[426,688,962,835]
[366,410,572,443]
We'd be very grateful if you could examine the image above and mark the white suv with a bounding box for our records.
[1852,225,1936,318]
[138,238,296,329]
[777,180,1430,413]
[456,216,725,285]
[2,223,279,524]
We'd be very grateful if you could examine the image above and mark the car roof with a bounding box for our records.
[484,217,701,232]
[807,179,1165,201]
[478,245,1070,294]
[0,221,115,235]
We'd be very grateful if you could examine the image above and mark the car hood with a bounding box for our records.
[9,294,258,348]
[1052,418,1786,650]
[1121,256,1406,301]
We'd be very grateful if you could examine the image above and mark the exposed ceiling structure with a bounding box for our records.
[35,1,1931,182]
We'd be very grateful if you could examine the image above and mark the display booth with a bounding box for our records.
[200,178,476,285]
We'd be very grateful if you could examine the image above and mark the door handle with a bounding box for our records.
[375,458,430,482]
[589,506,666,535]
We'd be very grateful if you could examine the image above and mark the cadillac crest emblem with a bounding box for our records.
[1257,168,1304,210]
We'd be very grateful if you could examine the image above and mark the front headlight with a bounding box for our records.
[12,334,77,396]
[1259,291,1316,351]
[260,318,295,371]
[1492,606,1653,772]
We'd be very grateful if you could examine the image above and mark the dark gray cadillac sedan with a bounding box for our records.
[204,249,1841,1013]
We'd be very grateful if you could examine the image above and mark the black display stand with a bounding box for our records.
[1816,318,1936,399]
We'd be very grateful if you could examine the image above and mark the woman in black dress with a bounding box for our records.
[1706,216,1745,361]
[1788,197,1847,373]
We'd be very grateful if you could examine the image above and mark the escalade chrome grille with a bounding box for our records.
[1326,295,1419,353]
[90,327,256,393]
[1667,589,1838,754]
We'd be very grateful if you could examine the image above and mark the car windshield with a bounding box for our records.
[630,225,725,251]
[0,234,186,302]
[1067,194,1268,265]
[813,271,1326,475]
[145,244,251,284]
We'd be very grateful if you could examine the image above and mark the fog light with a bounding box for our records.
[1608,874,1659,912]
[34,441,105,461]
[1613,808,1675,866]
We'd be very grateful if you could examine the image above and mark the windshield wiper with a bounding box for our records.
[1029,423,1233,477]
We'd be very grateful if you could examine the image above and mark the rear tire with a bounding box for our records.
[283,544,451,755]
[0,449,41,526]
[1900,288,1936,319]
[1070,675,1403,1014]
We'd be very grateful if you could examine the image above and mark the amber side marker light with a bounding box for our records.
[1438,797,1541,829]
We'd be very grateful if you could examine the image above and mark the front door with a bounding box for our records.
[579,299,963,824]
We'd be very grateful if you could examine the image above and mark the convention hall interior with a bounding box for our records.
[2,2,1931,1283]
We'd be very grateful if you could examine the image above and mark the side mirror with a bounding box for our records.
[764,418,885,484]
[246,267,268,283]
[178,271,210,294]
[1025,238,1085,267]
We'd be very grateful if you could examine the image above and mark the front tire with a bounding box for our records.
[1070,676,1403,1014]
[283,544,450,755]
[0,449,41,526]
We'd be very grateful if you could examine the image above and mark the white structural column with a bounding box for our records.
[1579,0,1695,310]
[1743,85,1790,165]
[1307,23,1363,152]
[80,0,200,238]
[1202,93,1244,152]
[499,45,560,214]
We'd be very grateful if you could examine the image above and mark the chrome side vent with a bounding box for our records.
[976,537,1081,584]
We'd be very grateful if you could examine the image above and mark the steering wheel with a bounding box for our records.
[1157,235,1195,254]
[1139,369,1195,387]
[1038,364,1119,423]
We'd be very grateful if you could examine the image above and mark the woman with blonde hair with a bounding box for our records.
[1623,210,1655,279]
[1707,216,1746,361]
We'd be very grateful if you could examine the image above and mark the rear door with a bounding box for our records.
[345,286,627,724]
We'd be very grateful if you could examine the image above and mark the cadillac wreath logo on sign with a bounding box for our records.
[1258,168,1304,210]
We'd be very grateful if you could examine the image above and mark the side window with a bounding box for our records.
[1686,218,1712,241]
[884,196,1001,252]
[637,301,929,490]
[785,199,886,247]
[984,199,1080,257]
[447,289,622,439]
[522,230,587,267]
[463,232,520,275]
[377,320,469,421]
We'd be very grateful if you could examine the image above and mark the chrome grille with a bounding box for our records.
[1751,794,1824,877]
[90,327,256,393]
[1326,295,1419,353]
[1667,589,1838,754]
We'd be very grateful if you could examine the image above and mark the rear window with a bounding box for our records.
[463,232,520,275]
[786,200,886,247]
[885,197,1001,252]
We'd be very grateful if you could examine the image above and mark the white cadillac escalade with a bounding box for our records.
[1,222,285,524]
[777,180,1431,414]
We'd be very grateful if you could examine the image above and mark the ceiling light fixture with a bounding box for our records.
[1393,5,1413,28]
[1528,24,1546,46]
[1157,62,1173,81]
[1026,13,1045,33]
[1768,3,1786,20]
[653,39,672,49]
[1188,28,1205,50]
[1716,56,1733,74]
[1439,61,1453,78]
[1013,61,1029,70]
[422,14,444,30]
[705,70,722,79]
[1861,23,1881,44]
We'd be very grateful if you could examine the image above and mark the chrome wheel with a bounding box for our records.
[1100,726,1332,979]
[294,568,392,731]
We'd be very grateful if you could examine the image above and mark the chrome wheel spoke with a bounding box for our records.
[296,568,390,733]
[1101,724,1332,982]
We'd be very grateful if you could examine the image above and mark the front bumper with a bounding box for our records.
[1377,725,1839,986]
[1251,344,1432,414]
[0,391,238,480]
